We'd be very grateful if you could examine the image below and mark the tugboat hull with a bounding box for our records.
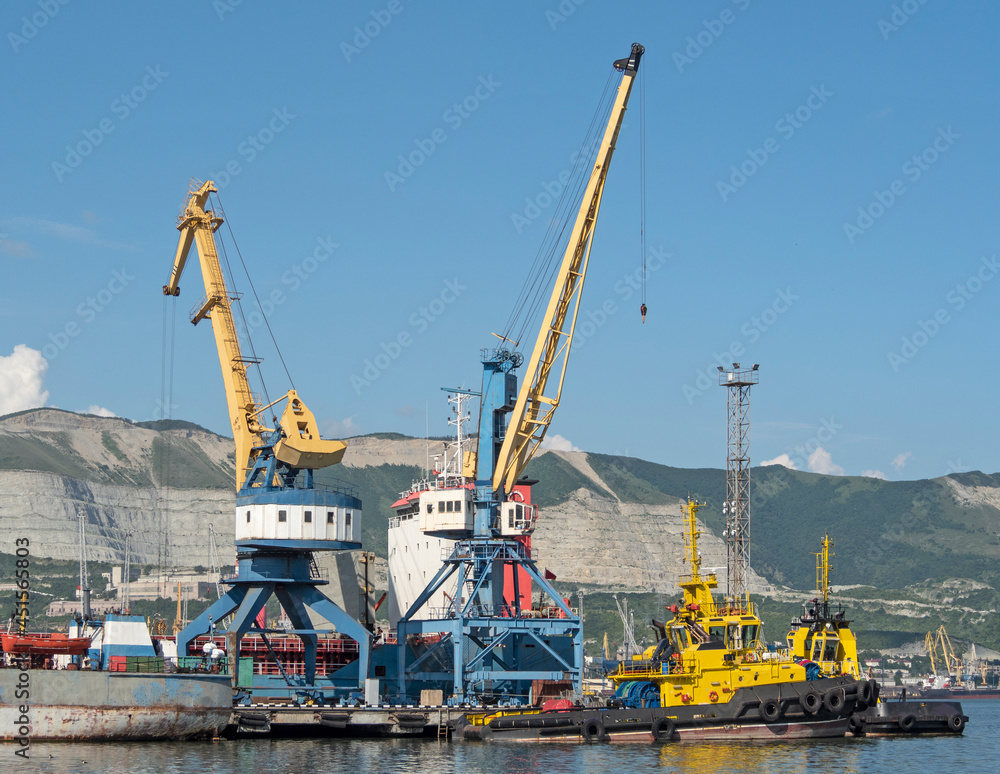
[465,675,859,743]
[851,699,968,736]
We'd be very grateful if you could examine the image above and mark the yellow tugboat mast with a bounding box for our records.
[815,533,833,606]
[677,498,720,618]
[683,499,702,582]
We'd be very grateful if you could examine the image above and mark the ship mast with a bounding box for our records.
[77,510,91,621]
[683,498,703,583]
[814,533,833,610]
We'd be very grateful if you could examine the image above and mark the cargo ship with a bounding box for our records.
[0,614,232,741]
[386,390,538,629]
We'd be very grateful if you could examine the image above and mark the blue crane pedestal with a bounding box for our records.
[396,535,582,703]
[176,548,371,690]
[176,483,371,695]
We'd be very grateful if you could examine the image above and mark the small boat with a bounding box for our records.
[786,535,968,737]
[1,632,92,656]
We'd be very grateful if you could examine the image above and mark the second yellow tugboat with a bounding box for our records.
[787,535,968,737]
[466,501,864,742]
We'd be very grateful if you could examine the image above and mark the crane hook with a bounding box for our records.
[640,303,647,324]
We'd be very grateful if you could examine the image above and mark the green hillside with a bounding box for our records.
[566,586,1000,657]
[324,465,424,558]
[523,452,613,507]
[585,454,1000,590]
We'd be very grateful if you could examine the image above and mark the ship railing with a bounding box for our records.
[424,604,568,620]
[109,655,232,676]
[442,541,532,563]
[175,655,230,675]
[815,658,861,678]
[614,659,657,676]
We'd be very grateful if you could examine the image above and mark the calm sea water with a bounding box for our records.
[16,700,998,774]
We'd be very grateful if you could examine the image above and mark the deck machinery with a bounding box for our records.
[395,43,644,704]
[163,181,370,692]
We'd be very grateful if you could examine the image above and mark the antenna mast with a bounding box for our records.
[78,510,91,621]
[122,531,132,613]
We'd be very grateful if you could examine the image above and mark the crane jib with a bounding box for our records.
[492,42,644,495]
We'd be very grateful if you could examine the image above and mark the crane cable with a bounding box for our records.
[157,296,177,589]
[500,69,620,351]
[211,192,298,412]
[508,74,615,349]
[639,62,647,324]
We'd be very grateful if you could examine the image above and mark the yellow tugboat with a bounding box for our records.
[786,534,864,681]
[787,535,968,737]
[466,500,863,742]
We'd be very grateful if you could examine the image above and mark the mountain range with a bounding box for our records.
[2,408,998,650]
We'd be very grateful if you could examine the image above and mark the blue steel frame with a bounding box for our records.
[176,430,371,692]
[395,350,583,702]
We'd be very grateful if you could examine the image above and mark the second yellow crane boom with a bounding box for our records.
[493,43,644,494]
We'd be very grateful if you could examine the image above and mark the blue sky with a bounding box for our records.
[1,1,997,482]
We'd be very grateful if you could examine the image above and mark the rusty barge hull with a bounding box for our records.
[0,670,232,741]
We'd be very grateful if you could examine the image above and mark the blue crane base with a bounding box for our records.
[395,538,582,703]
[176,547,371,690]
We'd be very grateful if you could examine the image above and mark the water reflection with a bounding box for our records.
[20,700,998,774]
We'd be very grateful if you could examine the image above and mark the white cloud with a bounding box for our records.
[891,452,912,472]
[6,216,134,250]
[322,416,360,437]
[0,345,49,415]
[808,446,845,476]
[86,405,116,417]
[541,434,581,452]
[0,237,31,257]
[760,454,797,470]
[862,469,888,480]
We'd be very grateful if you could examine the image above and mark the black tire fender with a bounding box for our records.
[848,714,865,736]
[761,699,782,723]
[858,680,874,706]
[801,689,822,715]
[949,714,965,733]
[898,713,916,732]
[651,716,675,742]
[870,679,881,702]
[823,687,846,713]
[581,718,607,743]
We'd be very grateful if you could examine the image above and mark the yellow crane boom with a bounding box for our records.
[493,43,644,494]
[163,180,345,487]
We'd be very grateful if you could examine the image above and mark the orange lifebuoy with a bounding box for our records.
[708,691,719,702]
